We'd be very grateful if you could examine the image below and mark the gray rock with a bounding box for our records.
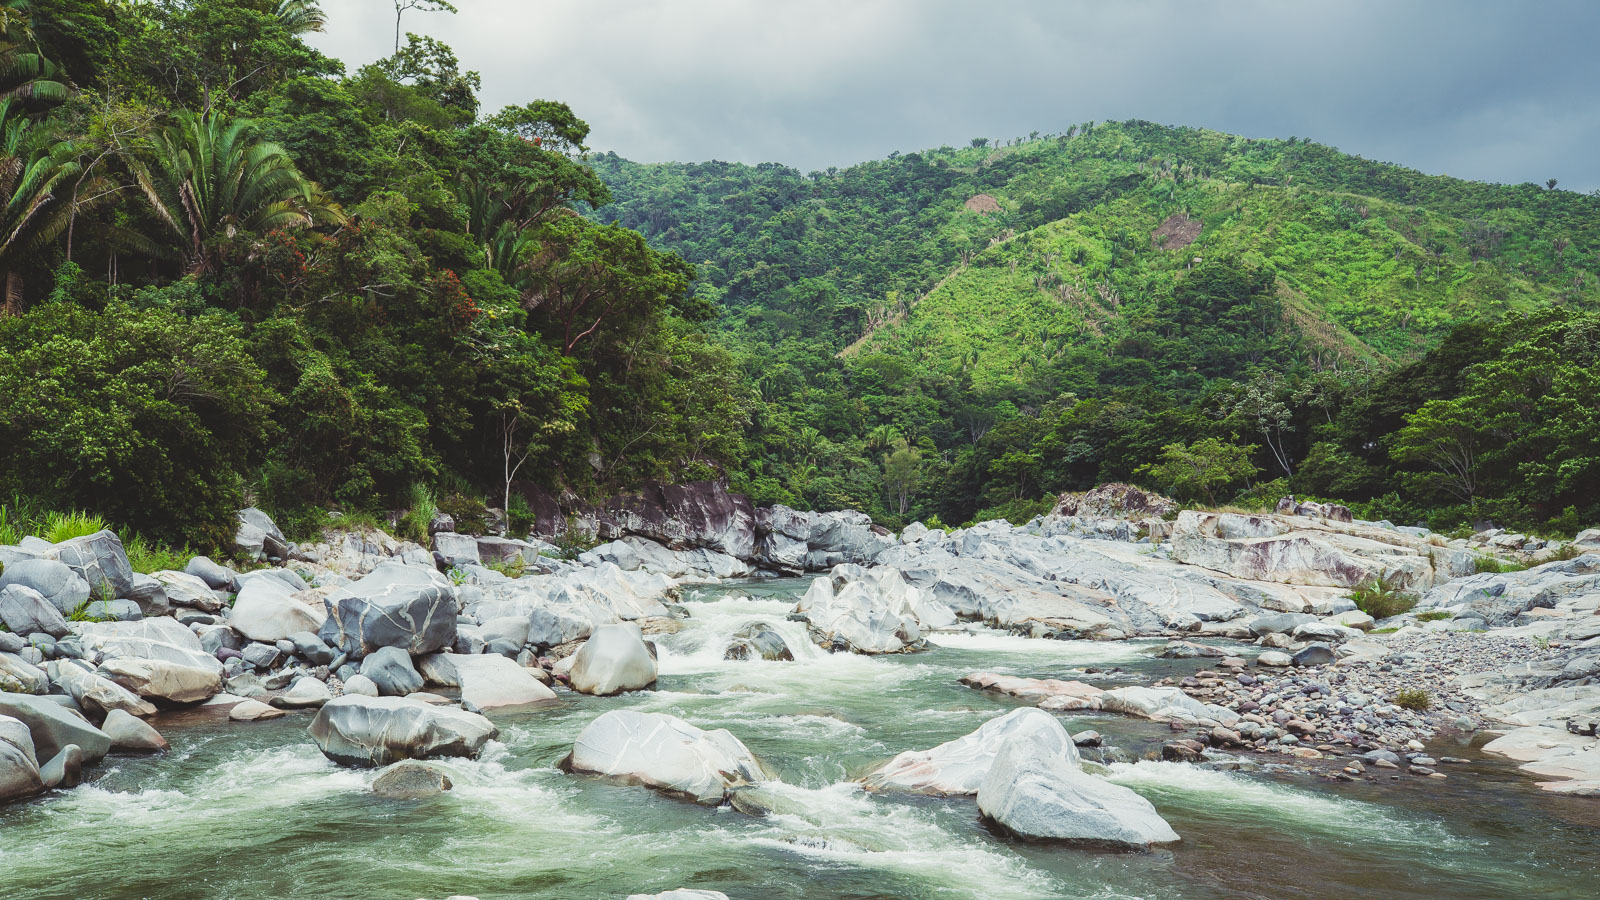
[0,584,71,637]
[153,570,224,612]
[272,676,332,709]
[723,623,793,661]
[307,695,498,767]
[566,709,767,804]
[236,507,289,560]
[0,652,48,694]
[569,624,658,695]
[39,742,84,789]
[319,561,457,659]
[230,578,324,643]
[0,714,44,801]
[184,556,239,592]
[1293,643,1337,667]
[1257,650,1294,667]
[48,530,134,599]
[81,599,142,622]
[372,759,453,799]
[0,559,92,616]
[101,709,168,753]
[1250,613,1319,636]
[342,673,379,697]
[0,692,111,763]
[359,646,424,696]
[287,631,335,666]
[228,698,286,721]
[0,632,23,654]
[431,532,481,568]
[976,733,1179,849]
[124,573,170,617]
[50,659,157,718]
[197,624,243,656]
[451,653,556,709]
[241,643,283,669]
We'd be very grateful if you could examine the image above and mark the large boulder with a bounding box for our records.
[0,714,44,802]
[1097,686,1239,725]
[794,565,940,654]
[319,561,457,658]
[235,507,289,560]
[100,658,221,705]
[0,584,71,637]
[861,708,1076,795]
[0,692,112,763]
[976,734,1179,849]
[72,619,223,675]
[123,573,171,617]
[50,660,157,718]
[47,530,134,599]
[152,570,225,612]
[101,709,169,753]
[568,624,657,696]
[183,556,239,593]
[450,653,557,708]
[590,480,757,560]
[565,710,768,804]
[0,559,91,615]
[431,532,481,568]
[0,653,49,694]
[307,695,498,767]
[358,646,424,697]
[230,578,325,643]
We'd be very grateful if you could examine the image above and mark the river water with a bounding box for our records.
[3,578,1598,899]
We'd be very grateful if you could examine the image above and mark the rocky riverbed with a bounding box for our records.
[3,483,1600,897]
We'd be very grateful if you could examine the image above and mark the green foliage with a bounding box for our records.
[1348,576,1419,620]
[1140,438,1258,506]
[551,514,597,559]
[1414,610,1452,622]
[40,509,104,543]
[1474,555,1528,574]
[968,496,1056,527]
[396,483,436,544]
[1393,688,1432,711]
[124,532,192,575]
[437,492,487,536]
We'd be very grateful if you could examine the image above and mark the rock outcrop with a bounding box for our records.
[568,624,658,695]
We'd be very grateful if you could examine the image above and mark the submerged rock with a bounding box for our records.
[308,695,497,767]
[568,624,658,695]
[722,623,793,661]
[976,734,1179,849]
[565,710,767,805]
[372,759,453,799]
[861,708,1076,795]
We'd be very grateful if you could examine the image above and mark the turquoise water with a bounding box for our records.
[2,578,1597,899]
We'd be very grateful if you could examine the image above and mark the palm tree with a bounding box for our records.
[0,3,67,105]
[275,0,327,35]
[0,98,101,312]
[126,111,342,274]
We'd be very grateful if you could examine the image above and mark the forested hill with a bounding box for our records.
[592,123,1600,533]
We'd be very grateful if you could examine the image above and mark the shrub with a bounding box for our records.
[507,492,536,538]
[1348,576,1418,620]
[1414,610,1452,622]
[396,484,437,544]
[437,492,488,535]
[552,513,598,560]
[124,533,192,575]
[1393,689,1432,711]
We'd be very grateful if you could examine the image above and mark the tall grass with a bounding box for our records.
[1,494,193,576]
[41,509,107,543]
[397,484,437,544]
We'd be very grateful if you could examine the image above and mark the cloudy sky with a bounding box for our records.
[311,0,1600,190]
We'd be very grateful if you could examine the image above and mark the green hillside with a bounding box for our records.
[594,121,1600,531]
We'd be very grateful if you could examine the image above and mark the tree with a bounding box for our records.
[126,111,342,274]
[1389,398,1484,504]
[882,438,921,516]
[391,0,456,53]
[1140,438,1258,506]
[275,0,326,35]
[0,98,100,310]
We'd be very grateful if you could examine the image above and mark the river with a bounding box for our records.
[3,578,1597,899]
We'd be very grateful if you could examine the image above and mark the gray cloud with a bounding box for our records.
[311,0,1600,190]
